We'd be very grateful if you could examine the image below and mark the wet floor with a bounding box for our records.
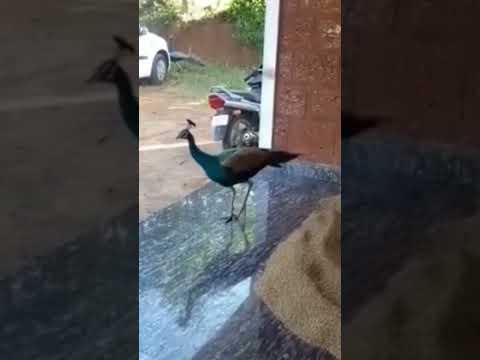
[140,166,339,360]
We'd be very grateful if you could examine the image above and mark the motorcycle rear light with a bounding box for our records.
[208,95,225,110]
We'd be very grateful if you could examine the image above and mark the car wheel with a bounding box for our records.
[150,52,168,85]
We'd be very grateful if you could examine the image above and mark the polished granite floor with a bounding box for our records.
[140,166,340,360]
[0,164,338,360]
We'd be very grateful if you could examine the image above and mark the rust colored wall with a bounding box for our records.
[168,20,260,67]
[273,0,341,166]
[342,0,480,148]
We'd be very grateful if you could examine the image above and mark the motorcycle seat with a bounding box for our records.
[231,91,261,103]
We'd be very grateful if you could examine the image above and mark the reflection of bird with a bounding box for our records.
[176,119,299,223]
[87,36,138,140]
[178,224,251,328]
[342,111,381,139]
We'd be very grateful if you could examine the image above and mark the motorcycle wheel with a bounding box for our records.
[223,114,259,149]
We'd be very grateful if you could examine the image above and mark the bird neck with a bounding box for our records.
[113,67,134,100]
[113,67,138,137]
[187,133,217,168]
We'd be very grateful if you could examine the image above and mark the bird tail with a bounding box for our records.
[342,111,384,139]
[269,151,300,167]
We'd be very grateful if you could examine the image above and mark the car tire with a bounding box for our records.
[150,52,168,85]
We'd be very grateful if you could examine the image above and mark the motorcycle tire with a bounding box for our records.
[223,114,259,149]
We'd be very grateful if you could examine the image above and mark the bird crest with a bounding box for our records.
[176,119,197,139]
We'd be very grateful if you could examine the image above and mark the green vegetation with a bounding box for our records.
[166,62,247,100]
[175,0,233,22]
[139,0,231,28]
[226,0,265,51]
[139,0,266,51]
[139,0,180,29]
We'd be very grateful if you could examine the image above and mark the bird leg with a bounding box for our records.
[237,181,253,219]
[222,187,238,223]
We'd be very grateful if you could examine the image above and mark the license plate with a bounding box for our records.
[211,114,229,127]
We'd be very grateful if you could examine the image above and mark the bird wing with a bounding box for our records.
[217,148,239,164]
[220,148,271,174]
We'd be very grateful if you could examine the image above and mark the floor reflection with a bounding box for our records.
[140,167,340,360]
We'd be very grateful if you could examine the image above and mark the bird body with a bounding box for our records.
[189,111,379,185]
[177,120,298,222]
[186,132,296,187]
[179,112,380,222]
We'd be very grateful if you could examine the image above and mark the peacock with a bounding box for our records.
[88,36,138,140]
[176,119,299,223]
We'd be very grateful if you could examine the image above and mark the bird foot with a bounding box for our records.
[222,214,239,223]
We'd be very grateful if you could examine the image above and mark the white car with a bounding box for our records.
[139,25,170,84]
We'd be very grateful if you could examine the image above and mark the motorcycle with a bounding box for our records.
[208,66,262,149]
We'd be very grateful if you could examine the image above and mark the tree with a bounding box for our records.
[227,0,265,51]
[139,0,180,30]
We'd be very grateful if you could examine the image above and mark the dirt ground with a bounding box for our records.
[139,86,221,220]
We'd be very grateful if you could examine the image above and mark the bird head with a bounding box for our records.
[87,35,135,84]
[176,119,196,140]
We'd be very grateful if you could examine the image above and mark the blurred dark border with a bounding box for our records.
[0,3,139,359]
[342,1,480,359]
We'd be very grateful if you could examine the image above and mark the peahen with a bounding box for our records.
[176,119,299,223]
[88,35,138,140]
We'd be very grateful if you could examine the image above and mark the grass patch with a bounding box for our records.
[166,62,247,101]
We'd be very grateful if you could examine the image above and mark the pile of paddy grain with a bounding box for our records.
[255,195,341,359]
[343,215,480,360]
